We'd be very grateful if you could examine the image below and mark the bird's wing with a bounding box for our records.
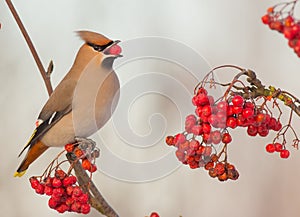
[18,104,72,157]
[18,79,76,157]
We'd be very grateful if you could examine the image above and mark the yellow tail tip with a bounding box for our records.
[14,170,26,177]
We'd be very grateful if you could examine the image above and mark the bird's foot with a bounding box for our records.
[74,137,100,160]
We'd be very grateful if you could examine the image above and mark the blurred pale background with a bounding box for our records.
[1,0,300,217]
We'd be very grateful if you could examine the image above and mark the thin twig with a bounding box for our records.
[5,0,53,95]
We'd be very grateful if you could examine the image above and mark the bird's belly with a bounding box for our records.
[41,113,76,147]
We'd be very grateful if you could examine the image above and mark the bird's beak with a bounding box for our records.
[104,40,123,58]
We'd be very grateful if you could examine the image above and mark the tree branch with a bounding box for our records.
[6,1,118,216]
[5,0,53,95]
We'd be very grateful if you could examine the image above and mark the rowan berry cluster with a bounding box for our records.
[261,1,300,57]
[29,170,90,214]
[166,82,287,181]
[29,142,100,213]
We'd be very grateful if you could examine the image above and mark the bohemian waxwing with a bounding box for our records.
[14,30,122,177]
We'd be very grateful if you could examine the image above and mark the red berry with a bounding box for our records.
[52,177,62,188]
[65,197,74,206]
[55,169,67,180]
[72,186,83,197]
[175,150,185,162]
[274,121,282,131]
[66,186,74,196]
[242,107,254,119]
[215,162,225,175]
[53,188,65,197]
[65,143,75,153]
[56,204,69,213]
[232,95,244,107]
[210,130,221,145]
[44,185,53,196]
[274,143,283,152]
[189,139,200,150]
[256,113,266,123]
[174,133,186,144]
[35,183,45,195]
[108,44,122,55]
[88,164,97,173]
[48,197,59,209]
[185,119,196,132]
[81,203,91,214]
[232,106,243,114]
[203,146,212,156]
[29,177,40,189]
[165,136,175,146]
[78,193,89,204]
[63,175,77,187]
[207,114,218,127]
[191,124,203,135]
[202,123,211,134]
[261,14,271,24]
[74,148,84,158]
[226,117,237,129]
[222,132,232,144]
[150,212,160,217]
[202,105,212,117]
[247,125,258,136]
[266,143,275,153]
[216,100,228,111]
[44,177,53,187]
[82,158,92,170]
[71,201,82,213]
[280,149,290,159]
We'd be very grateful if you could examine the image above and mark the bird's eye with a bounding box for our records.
[87,41,113,52]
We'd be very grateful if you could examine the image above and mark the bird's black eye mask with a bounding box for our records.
[87,41,114,52]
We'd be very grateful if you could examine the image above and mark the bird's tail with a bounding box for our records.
[14,140,49,177]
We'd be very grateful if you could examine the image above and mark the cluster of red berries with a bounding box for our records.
[65,143,98,173]
[29,170,91,214]
[261,5,300,57]
[166,87,285,181]
[266,142,290,158]
[205,156,239,181]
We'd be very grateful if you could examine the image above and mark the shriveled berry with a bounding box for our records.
[165,136,174,146]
